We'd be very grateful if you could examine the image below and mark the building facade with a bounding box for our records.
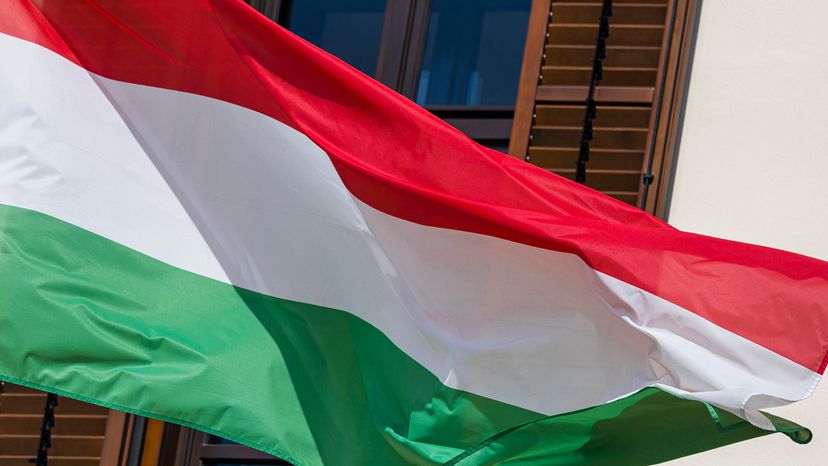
[4,1,826,465]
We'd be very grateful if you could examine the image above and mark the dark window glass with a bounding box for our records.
[286,0,387,76]
[205,464,283,466]
[205,434,239,445]
[416,0,531,106]
[483,143,510,154]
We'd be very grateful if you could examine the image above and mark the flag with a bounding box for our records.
[0,1,826,465]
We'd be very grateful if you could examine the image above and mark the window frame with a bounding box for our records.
[255,0,521,148]
[171,428,288,466]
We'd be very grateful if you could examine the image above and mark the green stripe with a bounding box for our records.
[0,204,807,465]
[441,389,810,466]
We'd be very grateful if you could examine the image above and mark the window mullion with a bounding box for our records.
[375,0,415,89]
[398,0,432,99]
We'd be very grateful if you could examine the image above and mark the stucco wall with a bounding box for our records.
[665,1,828,464]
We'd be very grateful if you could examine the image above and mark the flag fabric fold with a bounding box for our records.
[0,1,826,465]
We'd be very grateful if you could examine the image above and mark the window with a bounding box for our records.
[243,0,532,149]
[284,0,387,76]
[415,0,531,106]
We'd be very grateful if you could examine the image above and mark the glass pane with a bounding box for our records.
[484,143,510,154]
[286,0,387,76]
[205,434,239,445]
[416,0,531,106]
[206,464,284,466]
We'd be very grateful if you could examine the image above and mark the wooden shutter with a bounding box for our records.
[510,0,699,215]
[0,383,127,466]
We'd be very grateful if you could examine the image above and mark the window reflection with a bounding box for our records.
[286,0,387,76]
[416,0,531,106]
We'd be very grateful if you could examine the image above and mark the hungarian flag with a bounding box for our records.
[1,1,826,465]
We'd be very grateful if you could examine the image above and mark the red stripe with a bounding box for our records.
[3,0,828,372]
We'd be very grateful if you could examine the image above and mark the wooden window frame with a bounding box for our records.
[508,0,552,158]
[100,410,132,466]
[169,428,287,466]
[638,0,701,217]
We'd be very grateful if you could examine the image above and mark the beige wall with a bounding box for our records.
[665,1,828,464]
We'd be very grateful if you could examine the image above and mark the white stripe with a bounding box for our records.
[0,33,818,426]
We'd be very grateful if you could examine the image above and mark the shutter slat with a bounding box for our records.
[549,24,664,46]
[0,456,99,466]
[532,126,648,150]
[0,394,107,415]
[0,415,109,436]
[542,66,659,86]
[552,4,667,25]
[535,105,651,127]
[536,85,654,103]
[551,168,643,192]
[0,436,104,457]
[528,148,644,171]
[546,45,662,67]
